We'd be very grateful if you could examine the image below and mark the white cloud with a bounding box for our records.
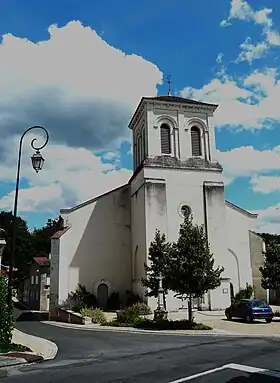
[250,176,280,194]
[0,136,132,213]
[0,20,163,215]
[220,0,279,63]
[0,21,162,153]
[221,0,273,26]
[217,145,280,185]
[181,68,280,130]
[236,38,268,64]
[253,205,280,234]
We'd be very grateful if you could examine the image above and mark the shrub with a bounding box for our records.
[104,318,212,331]
[124,290,143,307]
[107,292,121,311]
[234,283,254,302]
[116,308,139,325]
[61,284,97,312]
[127,302,152,316]
[134,319,212,331]
[80,308,107,324]
[0,274,14,351]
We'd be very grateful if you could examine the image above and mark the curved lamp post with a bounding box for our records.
[7,126,49,311]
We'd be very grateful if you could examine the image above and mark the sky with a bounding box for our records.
[0,0,280,233]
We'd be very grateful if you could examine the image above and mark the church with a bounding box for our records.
[49,95,266,312]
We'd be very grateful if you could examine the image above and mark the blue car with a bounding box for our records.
[225,299,274,323]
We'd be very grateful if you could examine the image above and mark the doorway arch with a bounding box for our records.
[97,283,109,310]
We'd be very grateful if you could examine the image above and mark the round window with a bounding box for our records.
[181,205,192,218]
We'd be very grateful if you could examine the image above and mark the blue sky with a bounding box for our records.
[0,0,280,233]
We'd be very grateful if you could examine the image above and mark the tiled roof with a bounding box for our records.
[34,257,50,266]
[50,226,70,239]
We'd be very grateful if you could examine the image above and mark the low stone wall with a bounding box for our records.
[49,307,90,325]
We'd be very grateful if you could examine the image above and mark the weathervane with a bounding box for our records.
[167,74,172,96]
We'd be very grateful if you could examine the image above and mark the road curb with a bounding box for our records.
[13,329,58,361]
[42,321,280,338]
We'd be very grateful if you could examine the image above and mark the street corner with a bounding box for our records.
[0,352,44,369]
[168,363,280,382]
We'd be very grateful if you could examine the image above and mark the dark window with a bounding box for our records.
[191,126,202,156]
[160,123,171,154]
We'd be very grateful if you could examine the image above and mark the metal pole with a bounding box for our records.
[7,126,49,313]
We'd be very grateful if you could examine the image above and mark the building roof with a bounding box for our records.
[34,257,50,266]
[60,184,129,214]
[50,226,71,239]
[58,182,257,220]
[225,201,258,219]
[150,95,218,107]
[128,95,218,129]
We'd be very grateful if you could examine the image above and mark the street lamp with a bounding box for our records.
[7,126,49,312]
[0,228,6,272]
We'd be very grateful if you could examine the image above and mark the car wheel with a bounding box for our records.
[265,319,272,323]
[226,312,232,321]
[245,315,253,323]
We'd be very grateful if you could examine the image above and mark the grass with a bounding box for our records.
[0,343,32,353]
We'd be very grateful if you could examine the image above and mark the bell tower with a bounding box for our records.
[129,95,228,309]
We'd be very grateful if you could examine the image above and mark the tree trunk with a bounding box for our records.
[188,295,193,322]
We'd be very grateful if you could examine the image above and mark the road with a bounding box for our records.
[1,321,280,382]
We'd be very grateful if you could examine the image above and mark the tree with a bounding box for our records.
[0,274,13,351]
[31,216,64,257]
[260,240,280,291]
[168,216,224,322]
[141,230,171,309]
[0,211,35,288]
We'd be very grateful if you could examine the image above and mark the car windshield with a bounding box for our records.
[250,300,269,308]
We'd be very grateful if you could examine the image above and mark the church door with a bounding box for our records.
[97,283,108,310]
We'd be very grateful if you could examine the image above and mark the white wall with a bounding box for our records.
[226,204,255,297]
[56,185,131,303]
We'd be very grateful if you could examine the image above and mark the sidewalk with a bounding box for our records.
[0,328,58,369]
[43,309,280,338]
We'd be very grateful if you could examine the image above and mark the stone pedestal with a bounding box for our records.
[153,273,168,321]
[153,307,168,321]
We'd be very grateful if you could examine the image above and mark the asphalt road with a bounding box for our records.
[1,321,280,382]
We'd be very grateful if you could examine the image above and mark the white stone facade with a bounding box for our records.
[50,95,262,312]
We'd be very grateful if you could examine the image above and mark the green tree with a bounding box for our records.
[0,211,35,288]
[168,216,224,322]
[0,274,13,351]
[260,240,280,291]
[31,216,63,257]
[141,230,171,309]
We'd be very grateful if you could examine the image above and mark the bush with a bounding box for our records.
[135,319,212,330]
[80,308,107,324]
[61,284,97,312]
[107,292,121,311]
[104,318,212,331]
[124,290,143,307]
[115,303,152,325]
[234,283,254,302]
[127,302,152,316]
[0,275,14,352]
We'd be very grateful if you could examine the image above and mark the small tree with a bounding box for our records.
[260,240,280,292]
[168,216,224,322]
[141,230,171,309]
[0,274,13,351]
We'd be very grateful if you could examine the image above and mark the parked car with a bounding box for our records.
[225,299,274,323]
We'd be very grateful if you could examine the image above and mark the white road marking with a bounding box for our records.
[167,366,227,382]
[168,363,280,382]
[227,363,280,378]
